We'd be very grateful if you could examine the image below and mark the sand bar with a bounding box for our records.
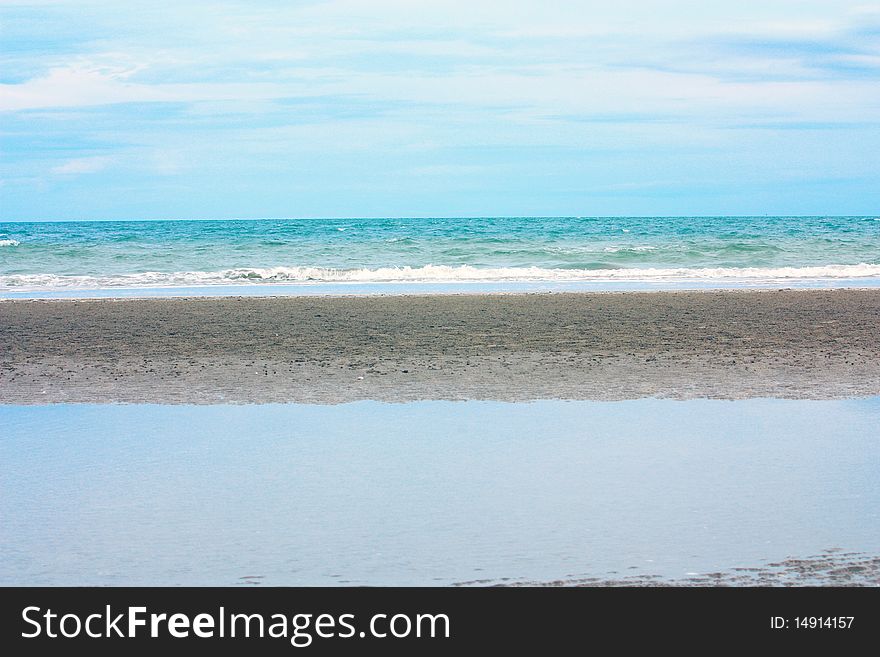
[1,289,878,404]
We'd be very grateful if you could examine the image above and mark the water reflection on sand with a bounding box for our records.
[1,398,878,585]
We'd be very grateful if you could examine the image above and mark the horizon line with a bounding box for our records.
[2,214,879,223]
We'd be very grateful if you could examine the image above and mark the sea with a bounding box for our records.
[1,216,879,296]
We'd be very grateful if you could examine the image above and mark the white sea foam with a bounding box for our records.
[0,239,20,247]
[2,263,880,290]
[602,245,655,253]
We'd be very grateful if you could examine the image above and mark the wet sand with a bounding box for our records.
[1,288,879,403]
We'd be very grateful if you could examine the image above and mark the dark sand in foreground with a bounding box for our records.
[1,289,878,404]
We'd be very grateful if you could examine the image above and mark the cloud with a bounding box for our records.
[51,155,113,175]
[0,60,349,112]
[0,64,160,112]
[0,2,876,131]
[148,149,186,175]
[2,1,879,218]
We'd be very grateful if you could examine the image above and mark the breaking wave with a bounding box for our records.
[2,263,880,290]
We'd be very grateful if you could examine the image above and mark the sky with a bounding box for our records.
[1,0,879,220]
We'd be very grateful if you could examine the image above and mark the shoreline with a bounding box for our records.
[461,550,880,587]
[2,288,879,404]
[3,278,880,300]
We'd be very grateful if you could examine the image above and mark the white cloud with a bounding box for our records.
[1,1,877,128]
[149,149,186,175]
[0,65,160,112]
[51,156,113,175]
[0,60,330,112]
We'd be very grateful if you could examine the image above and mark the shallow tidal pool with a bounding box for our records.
[1,398,878,586]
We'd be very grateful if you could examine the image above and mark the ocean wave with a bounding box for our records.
[0,239,20,247]
[602,245,656,253]
[2,263,880,290]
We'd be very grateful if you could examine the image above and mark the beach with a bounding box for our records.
[2,288,878,404]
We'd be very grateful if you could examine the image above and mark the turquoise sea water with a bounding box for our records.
[1,216,878,293]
